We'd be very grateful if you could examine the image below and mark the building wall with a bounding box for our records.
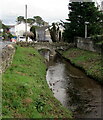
[36,30,45,41]
[15,22,30,36]
[36,27,52,42]
[45,29,52,42]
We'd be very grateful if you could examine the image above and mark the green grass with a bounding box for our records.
[62,48,103,83]
[2,46,72,118]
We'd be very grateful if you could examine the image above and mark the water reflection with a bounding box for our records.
[39,50,102,118]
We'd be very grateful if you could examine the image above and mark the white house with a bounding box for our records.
[15,22,31,38]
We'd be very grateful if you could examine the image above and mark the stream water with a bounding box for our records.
[39,50,103,118]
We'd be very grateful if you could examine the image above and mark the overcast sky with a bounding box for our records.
[0,0,69,25]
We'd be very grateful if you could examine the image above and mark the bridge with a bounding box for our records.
[17,42,75,52]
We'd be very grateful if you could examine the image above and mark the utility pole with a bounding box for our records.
[25,4,27,41]
[85,22,89,38]
[85,24,87,38]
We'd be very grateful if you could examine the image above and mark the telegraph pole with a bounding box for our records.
[25,4,27,41]
[85,23,87,38]
[85,22,89,38]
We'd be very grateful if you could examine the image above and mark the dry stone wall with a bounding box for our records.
[0,44,15,74]
[76,37,102,53]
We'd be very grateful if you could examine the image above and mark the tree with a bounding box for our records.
[1,23,12,41]
[17,16,25,24]
[63,2,103,42]
[16,16,48,27]
[33,16,44,26]
[23,31,34,41]
[27,18,35,25]
[49,23,59,42]
[30,26,36,41]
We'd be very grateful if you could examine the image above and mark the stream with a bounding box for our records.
[39,49,102,118]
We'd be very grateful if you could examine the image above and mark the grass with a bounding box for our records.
[2,46,72,118]
[62,48,103,84]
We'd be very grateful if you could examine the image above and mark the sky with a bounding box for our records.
[0,0,69,25]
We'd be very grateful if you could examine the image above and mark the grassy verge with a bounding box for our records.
[2,46,72,118]
[61,48,103,84]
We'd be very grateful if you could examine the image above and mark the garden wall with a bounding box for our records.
[76,37,102,53]
[0,44,15,74]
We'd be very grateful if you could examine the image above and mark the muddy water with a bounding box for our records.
[39,50,102,118]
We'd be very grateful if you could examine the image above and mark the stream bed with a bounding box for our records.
[39,50,102,118]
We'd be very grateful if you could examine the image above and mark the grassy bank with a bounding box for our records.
[62,48,103,84]
[2,46,72,118]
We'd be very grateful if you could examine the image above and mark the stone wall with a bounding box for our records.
[0,44,15,74]
[16,42,75,51]
[76,37,102,53]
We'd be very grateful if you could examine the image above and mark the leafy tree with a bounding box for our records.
[16,16,48,27]
[27,18,35,25]
[1,23,11,40]
[33,16,44,26]
[59,31,62,41]
[63,2,103,42]
[2,23,8,31]
[30,26,36,41]
[2,30,13,41]
[17,16,25,24]
[49,23,59,42]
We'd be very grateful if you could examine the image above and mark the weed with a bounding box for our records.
[2,46,72,118]
[63,48,103,83]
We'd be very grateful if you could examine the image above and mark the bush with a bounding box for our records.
[91,34,103,45]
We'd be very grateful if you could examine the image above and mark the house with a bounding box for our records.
[15,22,31,40]
[36,26,52,42]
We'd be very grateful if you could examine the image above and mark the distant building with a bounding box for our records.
[35,24,64,42]
[43,22,49,26]
[36,26,52,42]
[15,22,31,37]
